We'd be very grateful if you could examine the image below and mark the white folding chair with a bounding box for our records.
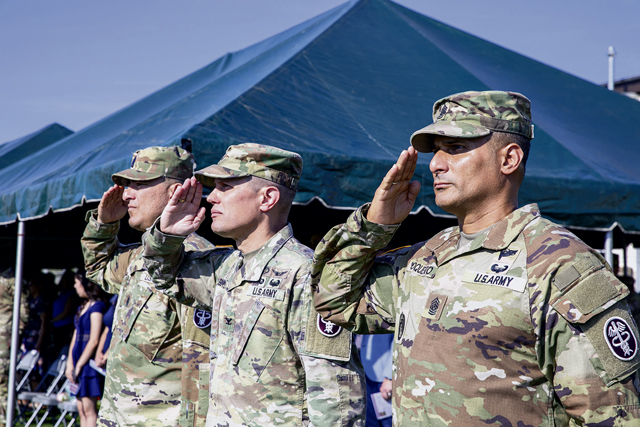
[20,353,68,427]
[15,349,40,392]
[13,349,41,425]
[53,399,78,427]
[19,351,67,401]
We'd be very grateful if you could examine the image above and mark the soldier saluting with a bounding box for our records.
[312,91,640,425]
[141,144,366,427]
[82,146,213,427]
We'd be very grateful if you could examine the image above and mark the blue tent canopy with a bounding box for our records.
[1,0,639,231]
[0,123,73,172]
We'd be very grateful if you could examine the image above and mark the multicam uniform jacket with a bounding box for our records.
[313,204,640,426]
[142,223,366,427]
[82,210,213,427]
[0,272,29,423]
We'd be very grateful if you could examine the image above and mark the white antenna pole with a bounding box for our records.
[608,46,616,90]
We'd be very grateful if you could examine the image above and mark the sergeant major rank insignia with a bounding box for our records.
[317,314,342,338]
[193,309,212,329]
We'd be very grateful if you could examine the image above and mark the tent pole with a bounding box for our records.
[622,232,628,277]
[607,46,615,90]
[604,229,614,271]
[6,220,25,427]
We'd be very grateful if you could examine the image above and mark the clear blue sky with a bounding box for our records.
[0,0,638,143]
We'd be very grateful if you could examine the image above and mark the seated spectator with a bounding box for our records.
[66,272,108,427]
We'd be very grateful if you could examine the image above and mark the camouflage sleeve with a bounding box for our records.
[81,209,137,294]
[142,221,213,310]
[291,266,366,427]
[532,247,640,422]
[312,205,401,333]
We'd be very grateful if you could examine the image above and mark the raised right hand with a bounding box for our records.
[160,177,206,236]
[367,146,421,225]
[97,185,127,224]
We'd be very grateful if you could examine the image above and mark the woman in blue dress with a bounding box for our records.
[65,272,108,427]
[95,294,117,369]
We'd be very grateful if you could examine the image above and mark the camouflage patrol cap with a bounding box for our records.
[195,143,302,191]
[111,146,195,186]
[410,90,534,153]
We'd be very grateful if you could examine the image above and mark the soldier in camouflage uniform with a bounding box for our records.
[313,91,640,426]
[141,143,366,427]
[0,269,29,424]
[81,146,214,427]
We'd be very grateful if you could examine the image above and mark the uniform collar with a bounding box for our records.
[227,224,294,290]
[427,204,540,265]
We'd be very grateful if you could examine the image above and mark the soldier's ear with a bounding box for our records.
[259,186,281,213]
[167,181,183,199]
[500,143,523,177]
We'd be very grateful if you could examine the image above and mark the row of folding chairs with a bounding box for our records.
[14,348,78,427]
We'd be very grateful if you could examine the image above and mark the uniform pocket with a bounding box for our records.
[233,300,283,382]
[337,373,366,427]
[124,285,177,362]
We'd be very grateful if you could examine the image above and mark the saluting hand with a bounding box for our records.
[97,185,127,224]
[160,177,206,236]
[367,146,421,225]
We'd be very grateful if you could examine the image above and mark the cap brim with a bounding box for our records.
[195,165,250,188]
[410,122,491,153]
[111,170,163,186]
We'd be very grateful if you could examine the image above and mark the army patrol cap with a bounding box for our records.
[410,90,534,153]
[111,146,195,186]
[195,143,302,191]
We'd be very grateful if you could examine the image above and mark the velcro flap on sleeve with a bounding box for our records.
[304,305,352,362]
[581,303,640,385]
[552,267,628,324]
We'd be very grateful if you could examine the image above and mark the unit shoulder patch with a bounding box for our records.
[317,314,342,338]
[603,316,638,361]
[193,309,212,329]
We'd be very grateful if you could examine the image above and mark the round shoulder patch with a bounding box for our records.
[603,316,638,361]
[317,314,342,338]
[193,309,212,329]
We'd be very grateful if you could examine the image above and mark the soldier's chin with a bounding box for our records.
[127,216,147,232]
[434,197,460,216]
